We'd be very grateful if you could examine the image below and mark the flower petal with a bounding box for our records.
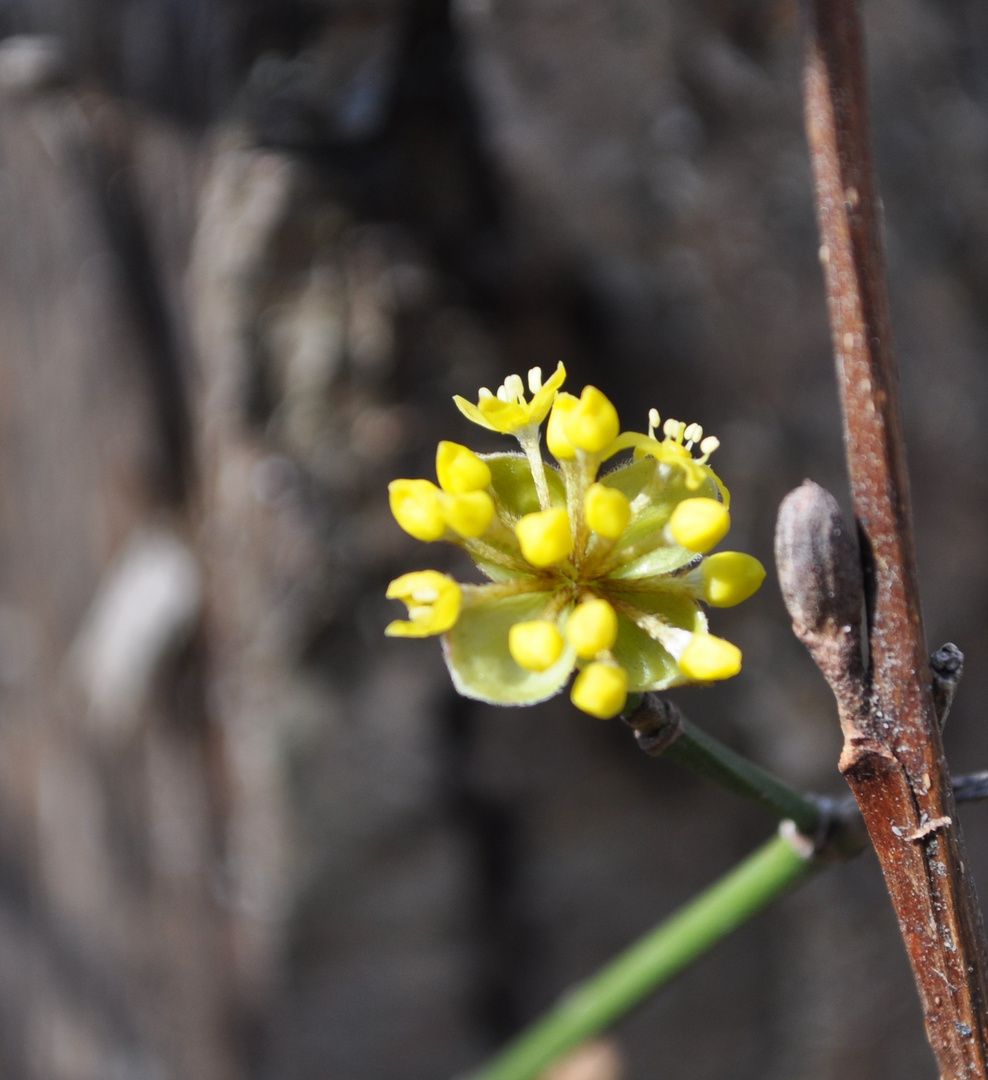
[602,433,729,500]
[478,398,530,432]
[444,592,576,705]
[600,431,654,462]
[385,571,462,637]
[453,395,497,431]
[527,362,567,426]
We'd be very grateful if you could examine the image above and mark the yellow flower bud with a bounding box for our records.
[385,571,461,637]
[436,441,492,494]
[584,483,631,539]
[443,491,495,538]
[565,599,619,659]
[571,662,628,719]
[508,620,565,672]
[678,634,742,681]
[668,497,730,553]
[564,386,620,454]
[701,552,766,607]
[546,392,579,461]
[389,479,446,542]
[515,508,574,567]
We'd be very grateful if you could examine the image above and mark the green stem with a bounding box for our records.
[468,833,818,1080]
[666,719,822,836]
[519,431,552,511]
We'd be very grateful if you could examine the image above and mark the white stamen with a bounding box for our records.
[501,373,525,402]
[528,367,543,394]
[684,423,703,446]
[411,588,439,603]
[479,387,494,400]
[648,408,660,438]
[663,418,685,441]
[700,436,720,455]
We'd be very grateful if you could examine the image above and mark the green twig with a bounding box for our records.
[467,832,818,1080]
[667,720,821,834]
[624,696,823,836]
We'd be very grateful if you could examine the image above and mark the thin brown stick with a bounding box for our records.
[800,1,988,1074]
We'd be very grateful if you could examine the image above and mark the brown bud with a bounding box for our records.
[930,642,963,730]
[775,480,863,642]
[775,482,865,716]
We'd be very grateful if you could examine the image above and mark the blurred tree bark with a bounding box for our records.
[0,2,987,1079]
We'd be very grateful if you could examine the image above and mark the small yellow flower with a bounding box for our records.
[584,483,631,539]
[389,479,446,542]
[516,508,574,567]
[509,621,565,672]
[390,478,495,541]
[564,386,620,453]
[678,634,742,681]
[571,662,629,720]
[547,392,579,461]
[668,498,731,553]
[444,491,495,538]
[385,571,461,637]
[436,441,492,494]
[606,414,724,492]
[701,552,766,607]
[454,363,566,435]
[386,374,764,719]
[566,599,619,659]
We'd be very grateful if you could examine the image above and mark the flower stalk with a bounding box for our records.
[624,696,823,837]
[467,832,820,1080]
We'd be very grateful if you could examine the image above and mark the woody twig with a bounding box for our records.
[788,2,988,1073]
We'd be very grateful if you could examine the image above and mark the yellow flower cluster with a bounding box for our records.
[386,364,765,720]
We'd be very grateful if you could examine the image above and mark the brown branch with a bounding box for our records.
[799,1,988,1074]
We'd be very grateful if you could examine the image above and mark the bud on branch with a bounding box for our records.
[774,480,865,724]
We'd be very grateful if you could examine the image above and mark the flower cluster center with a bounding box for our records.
[386,364,765,720]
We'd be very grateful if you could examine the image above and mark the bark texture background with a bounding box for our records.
[1,1,987,1078]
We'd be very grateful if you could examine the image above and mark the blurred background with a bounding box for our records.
[0,0,987,1077]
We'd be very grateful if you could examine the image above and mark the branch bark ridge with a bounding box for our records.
[794,5,988,1070]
